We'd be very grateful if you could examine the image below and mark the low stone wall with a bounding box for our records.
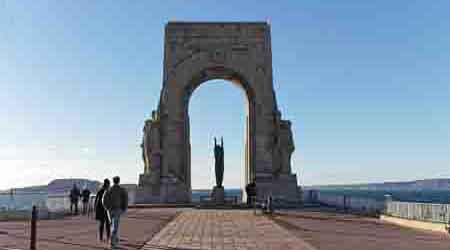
[385,201,450,224]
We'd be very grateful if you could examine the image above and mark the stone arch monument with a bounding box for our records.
[136,22,299,203]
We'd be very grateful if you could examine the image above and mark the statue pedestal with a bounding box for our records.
[254,173,301,204]
[211,186,225,205]
[136,170,190,204]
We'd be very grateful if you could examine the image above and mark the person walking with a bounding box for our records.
[69,183,81,215]
[94,179,111,242]
[245,183,251,206]
[245,182,256,206]
[81,185,91,215]
[103,176,128,249]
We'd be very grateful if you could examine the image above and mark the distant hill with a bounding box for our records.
[0,185,48,194]
[1,178,101,195]
[47,178,100,195]
[308,178,450,191]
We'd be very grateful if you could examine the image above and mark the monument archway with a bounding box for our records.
[137,22,299,203]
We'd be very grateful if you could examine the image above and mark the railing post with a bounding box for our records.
[30,205,37,250]
[343,195,348,212]
[384,194,392,215]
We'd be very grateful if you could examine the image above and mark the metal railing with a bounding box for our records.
[386,201,450,224]
[0,192,47,212]
[310,192,385,215]
[0,192,96,220]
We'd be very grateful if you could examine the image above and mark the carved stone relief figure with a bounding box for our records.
[279,120,294,174]
[271,111,282,175]
[142,111,162,174]
[272,110,294,176]
[142,119,153,174]
[141,142,147,172]
[149,120,161,169]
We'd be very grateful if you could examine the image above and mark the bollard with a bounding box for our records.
[253,196,257,215]
[30,205,37,250]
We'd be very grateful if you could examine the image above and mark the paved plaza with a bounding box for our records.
[142,210,314,250]
[2,208,450,250]
[0,208,177,250]
[273,210,450,250]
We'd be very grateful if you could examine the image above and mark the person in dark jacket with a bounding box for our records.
[103,176,128,249]
[69,183,81,215]
[245,183,251,205]
[245,182,256,206]
[94,179,110,242]
[81,186,91,215]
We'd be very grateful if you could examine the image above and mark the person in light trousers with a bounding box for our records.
[102,176,128,249]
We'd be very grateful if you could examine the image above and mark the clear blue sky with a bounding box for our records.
[1,1,449,190]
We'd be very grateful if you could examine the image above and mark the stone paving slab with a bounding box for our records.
[142,210,315,250]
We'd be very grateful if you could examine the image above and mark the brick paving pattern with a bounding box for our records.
[0,208,177,250]
[142,210,315,250]
[272,210,450,250]
[3,208,448,250]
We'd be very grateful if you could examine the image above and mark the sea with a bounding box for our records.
[310,189,450,204]
[2,188,448,211]
[0,192,48,211]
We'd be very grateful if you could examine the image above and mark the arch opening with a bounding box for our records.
[188,80,246,194]
[183,66,256,111]
[182,67,256,196]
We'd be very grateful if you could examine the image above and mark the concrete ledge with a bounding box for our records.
[381,215,449,234]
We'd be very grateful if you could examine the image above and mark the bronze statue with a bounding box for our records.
[214,137,224,187]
